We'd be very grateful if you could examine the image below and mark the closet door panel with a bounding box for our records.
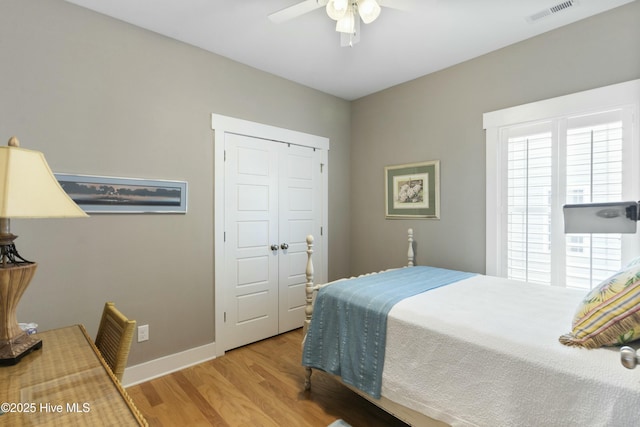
[278,144,323,333]
[223,134,279,349]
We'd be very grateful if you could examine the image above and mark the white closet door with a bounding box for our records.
[277,144,323,333]
[223,133,279,350]
[213,113,329,355]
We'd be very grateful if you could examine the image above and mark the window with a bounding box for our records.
[485,80,640,289]
[505,112,624,288]
[506,127,553,284]
[565,113,624,288]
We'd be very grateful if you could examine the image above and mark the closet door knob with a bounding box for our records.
[280,243,289,250]
[270,244,279,251]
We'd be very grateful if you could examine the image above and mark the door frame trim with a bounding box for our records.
[212,114,329,356]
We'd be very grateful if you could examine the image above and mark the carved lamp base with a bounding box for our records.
[0,263,42,366]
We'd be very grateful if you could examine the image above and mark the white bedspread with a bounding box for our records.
[383,275,640,427]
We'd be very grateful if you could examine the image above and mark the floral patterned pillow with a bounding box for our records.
[623,255,640,269]
[559,263,640,348]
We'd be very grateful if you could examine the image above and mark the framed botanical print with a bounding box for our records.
[384,160,440,219]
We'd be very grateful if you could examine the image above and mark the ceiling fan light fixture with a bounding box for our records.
[335,6,356,33]
[357,0,381,24]
[326,0,349,20]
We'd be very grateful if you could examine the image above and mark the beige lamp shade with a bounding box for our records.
[0,138,88,218]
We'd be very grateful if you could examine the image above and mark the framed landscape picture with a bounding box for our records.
[54,173,187,214]
[384,160,440,219]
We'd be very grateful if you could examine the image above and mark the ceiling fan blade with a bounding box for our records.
[378,0,413,11]
[269,0,328,24]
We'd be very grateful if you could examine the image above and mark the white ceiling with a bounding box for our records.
[65,0,634,100]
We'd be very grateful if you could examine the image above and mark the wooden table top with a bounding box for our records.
[0,325,147,426]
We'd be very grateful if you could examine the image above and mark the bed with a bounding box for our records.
[301,230,640,427]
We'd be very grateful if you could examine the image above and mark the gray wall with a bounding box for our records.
[0,0,351,365]
[350,1,640,275]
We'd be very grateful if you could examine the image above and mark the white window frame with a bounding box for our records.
[484,79,640,283]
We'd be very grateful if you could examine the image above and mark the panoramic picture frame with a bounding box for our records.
[54,173,187,214]
[384,160,440,219]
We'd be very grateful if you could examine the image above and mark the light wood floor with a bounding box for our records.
[127,328,410,427]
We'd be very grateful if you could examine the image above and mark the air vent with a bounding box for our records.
[527,0,577,23]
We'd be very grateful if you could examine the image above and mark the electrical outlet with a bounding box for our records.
[137,324,149,342]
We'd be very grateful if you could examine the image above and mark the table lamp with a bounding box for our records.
[0,136,88,365]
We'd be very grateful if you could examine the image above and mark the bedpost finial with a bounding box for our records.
[306,235,314,245]
[8,136,20,147]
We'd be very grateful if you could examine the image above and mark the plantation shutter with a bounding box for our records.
[507,126,553,285]
[564,111,624,289]
[505,110,626,289]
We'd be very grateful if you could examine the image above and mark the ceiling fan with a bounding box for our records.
[269,0,413,47]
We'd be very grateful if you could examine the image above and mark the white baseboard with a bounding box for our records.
[122,341,217,387]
